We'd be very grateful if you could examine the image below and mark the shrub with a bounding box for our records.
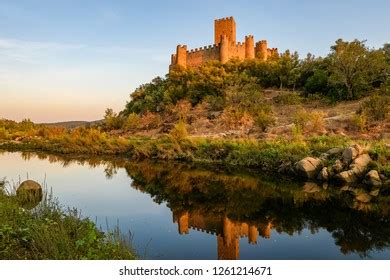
[219,107,254,130]
[293,109,325,134]
[124,113,141,130]
[307,111,325,133]
[293,108,311,131]
[350,114,367,132]
[139,112,162,130]
[273,92,302,105]
[254,110,276,132]
[167,99,192,122]
[169,120,188,141]
[358,94,390,121]
[304,69,328,94]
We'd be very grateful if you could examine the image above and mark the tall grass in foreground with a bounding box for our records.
[0,181,136,260]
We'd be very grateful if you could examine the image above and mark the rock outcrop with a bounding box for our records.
[364,170,382,187]
[294,157,322,179]
[293,144,384,188]
[335,154,371,183]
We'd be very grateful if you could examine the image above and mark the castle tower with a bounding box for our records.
[255,40,268,61]
[219,34,229,64]
[248,225,258,244]
[214,17,236,45]
[176,45,187,68]
[217,235,239,260]
[177,211,189,235]
[245,35,255,59]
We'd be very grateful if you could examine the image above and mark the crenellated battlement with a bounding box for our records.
[170,17,278,70]
[187,43,219,54]
[214,16,234,23]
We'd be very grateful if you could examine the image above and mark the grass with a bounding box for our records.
[0,182,136,260]
[0,119,388,174]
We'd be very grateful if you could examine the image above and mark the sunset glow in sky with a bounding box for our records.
[1,0,389,122]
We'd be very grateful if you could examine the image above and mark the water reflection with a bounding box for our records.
[2,150,390,259]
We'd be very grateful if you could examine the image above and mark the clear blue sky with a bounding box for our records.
[1,0,389,122]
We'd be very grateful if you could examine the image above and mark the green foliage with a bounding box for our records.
[0,190,135,259]
[358,93,390,121]
[169,120,188,141]
[304,69,329,94]
[273,91,302,105]
[328,39,387,100]
[121,40,388,116]
[124,113,141,130]
[103,108,123,130]
[254,110,276,132]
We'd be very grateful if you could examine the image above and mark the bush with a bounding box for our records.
[169,120,189,141]
[304,69,328,94]
[350,114,367,132]
[220,107,254,130]
[124,113,141,130]
[139,112,162,130]
[307,111,325,133]
[254,110,276,132]
[293,108,311,131]
[358,94,390,121]
[293,109,325,134]
[273,92,302,105]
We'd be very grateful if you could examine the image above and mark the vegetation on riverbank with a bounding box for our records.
[0,181,136,260]
[0,122,389,177]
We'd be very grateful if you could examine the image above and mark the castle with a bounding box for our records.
[169,16,278,70]
[173,209,273,260]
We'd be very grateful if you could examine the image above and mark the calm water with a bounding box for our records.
[1,151,389,260]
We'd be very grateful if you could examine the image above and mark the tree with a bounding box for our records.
[328,39,385,100]
[275,50,301,90]
[103,108,122,130]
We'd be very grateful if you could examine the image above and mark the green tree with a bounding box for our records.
[328,39,385,100]
[275,50,301,90]
[103,108,122,130]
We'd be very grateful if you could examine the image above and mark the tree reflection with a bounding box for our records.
[15,152,390,259]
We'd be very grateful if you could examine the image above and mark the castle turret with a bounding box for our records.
[176,45,187,68]
[248,225,258,244]
[214,16,236,45]
[219,35,229,63]
[255,40,268,61]
[245,35,255,59]
[177,211,189,235]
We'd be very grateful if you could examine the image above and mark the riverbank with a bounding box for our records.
[0,134,388,173]
[0,181,136,260]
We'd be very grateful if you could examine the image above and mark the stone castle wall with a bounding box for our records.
[170,17,278,70]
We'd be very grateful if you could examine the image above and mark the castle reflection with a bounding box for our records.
[173,210,272,259]
[10,151,390,259]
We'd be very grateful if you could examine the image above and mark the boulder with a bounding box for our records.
[317,167,329,181]
[335,154,371,184]
[17,180,42,191]
[364,170,382,187]
[369,189,380,196]
[336,169,358,183]
[332,159,344,173]
[326,147,344,156]
[349,154,372,173]
[16,180,43,209]
[294,157,323,179]
[342,144,364,164]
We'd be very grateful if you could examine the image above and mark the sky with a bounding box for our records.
[0,0,389,123]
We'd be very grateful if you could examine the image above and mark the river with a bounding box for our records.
[1,151,389,260]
